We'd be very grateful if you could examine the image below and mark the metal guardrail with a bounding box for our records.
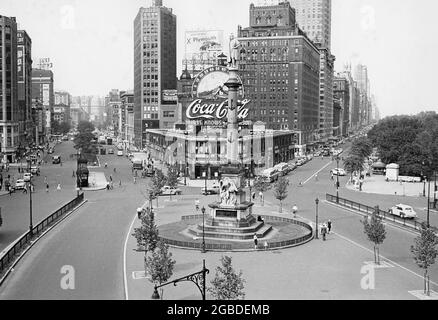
[0,193,85,275]
[326,194,426,233]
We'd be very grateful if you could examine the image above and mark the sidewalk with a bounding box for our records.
[124,195,436,300]
[346,175,429,197]
[82,172,108,191]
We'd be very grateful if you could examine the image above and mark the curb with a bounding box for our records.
[0,199,88,287]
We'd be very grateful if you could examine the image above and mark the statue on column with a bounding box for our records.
[229,34,241,69]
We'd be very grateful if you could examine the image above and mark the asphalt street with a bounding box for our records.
[0,141,437,299]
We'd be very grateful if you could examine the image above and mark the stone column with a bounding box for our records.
[225,67,241,166]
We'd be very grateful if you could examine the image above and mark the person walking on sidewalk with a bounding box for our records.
[57,183,61,191]
[253,234,258,250]
[321,224,327,241]
[46,183,50,193]
[327,220,332,234]
[72,170,76,178]
[23,184,28,194]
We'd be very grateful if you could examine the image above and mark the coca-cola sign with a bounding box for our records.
[186,99,251,121]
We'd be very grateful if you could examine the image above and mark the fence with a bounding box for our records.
[0,193,85,276]
[326,194,426,233]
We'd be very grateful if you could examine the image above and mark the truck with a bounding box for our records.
[132,158,143,171]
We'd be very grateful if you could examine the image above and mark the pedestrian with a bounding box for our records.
[315,174,319,181]
[321,224,327,241]
[259,191,263,203]
[106,183,110,191]
[109,175,113,182]
[133,176,137,184]
[292,204,298,217]
[119,180,122,187]
[30,183,34,193]
[72,170,76,178]
[330,172,334,180]
[264,241,268,251]
[18,167,21,173]
[110,181,114,189]
[23,184,28,194]
[113,167,116,173]
[9,185,13,196]
[327,220,332,234]
[57,183,61,191]
[253,234,258,250]
[44,176,47,184]
[46,183,49,193]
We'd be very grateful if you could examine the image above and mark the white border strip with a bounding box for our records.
[123,213,138,301]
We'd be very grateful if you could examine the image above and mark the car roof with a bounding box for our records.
[397,204,412,209]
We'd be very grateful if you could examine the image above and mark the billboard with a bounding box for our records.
[17,46,25,82]
[42,84,50,107]
[162,90,178,102]
[184,30,224,72]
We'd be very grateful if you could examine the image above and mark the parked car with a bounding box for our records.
[160,186,182,196]
[108,148,114,155]
[15,179,26,190]
[117,150,124,156]
[23,173,32,182]
[389,204,417,219]
[201,184,220,195]
[30,166,40,176]
[274,163,290,176]
[288,163,297,172]
[260,168,280,183]
[331,168,346,176]
[52,155,61,164]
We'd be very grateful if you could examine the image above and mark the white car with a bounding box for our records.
[23,172,32,182]
[160,186,182,196]
[15,179,26,190]
[331,168,346,176]
[389,204,417,219]
[117,151,124,156]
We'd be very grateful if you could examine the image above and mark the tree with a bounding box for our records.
[344,155,365,182]
[362,208,387,265]
[411,223,438,296]
[145,240,176,300]
[59,122,71,135]
[273,177,289,213]
[351,137,373,160]
[208,256,245,300]
[132,207,159,256]
[253,176,271,206]
[77,120,95,134]
[150,169,166,207]
[73,131,97,154]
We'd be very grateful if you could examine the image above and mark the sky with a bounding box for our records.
[1,0,438,117]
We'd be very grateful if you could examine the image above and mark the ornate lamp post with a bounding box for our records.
[201,206,206,253]
[336,155,340,203]
[152,260,209,300]
[27,158,33,236]
[315,198,319,239]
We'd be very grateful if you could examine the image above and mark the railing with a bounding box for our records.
[160,237,232,251]
[0,193,85,277]
[326,194,425,233]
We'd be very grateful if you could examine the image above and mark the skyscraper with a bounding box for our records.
[134,0,177,148]
[17,30,33,152]
[289,0,332,49]
[0,15,18,163]
[238,2,320,153]
[32,68,54,140]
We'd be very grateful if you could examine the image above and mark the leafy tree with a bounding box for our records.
[77,121,95,134]
[145,240,176,300]
[208,256,245,300]
[362,208,387,265]
[273,177,289,213]
[411,223,438,296]
[166,164,180,188]
[59,122,71,135]
[149,169,166,207]
[253,176,271,206]
[344,155,365,182]
[351,137,373,160]
[74,131,97,154]
[132,207,159,256]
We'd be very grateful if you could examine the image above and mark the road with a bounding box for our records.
[1,140,437,299]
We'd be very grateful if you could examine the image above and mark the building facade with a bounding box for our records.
[120,90,134,149]
[333,75,350,137]
[0,15,19,163]
[17,30,33,153]
[237,2,321,154]
[289,0,332,50]
[54,91,71,126]
[317,47,335,141]
[32,68,54,141]
[134,0,177,148]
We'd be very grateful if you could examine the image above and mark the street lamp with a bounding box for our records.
[201,206,206,253]
[184,131,188,186]
[315,198,319,239]
[151,260,209,300]
[27,159,33,236]
[336,156,340,203]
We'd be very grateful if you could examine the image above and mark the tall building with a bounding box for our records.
[54,91,71,125]
[32,68,54,140]
[289,0,332,50]
[354,64,370,126]
[134,0,177,148]
[333,75,350,137]
[0,15,18,163]
[120,90,134,148]
[318,47,335,141]
[17,30,33,152]
[238,2,320,154]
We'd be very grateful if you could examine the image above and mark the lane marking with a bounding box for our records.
[302,161,333,185]
[333,231,438,288]
[123,212,139,301]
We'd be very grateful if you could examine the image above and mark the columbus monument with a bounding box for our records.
[189,35,273,240]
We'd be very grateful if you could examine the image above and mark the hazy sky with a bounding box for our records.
[2,0,437,117]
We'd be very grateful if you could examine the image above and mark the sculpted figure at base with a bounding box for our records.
[229,34,241,69]
[219,177,239,206]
